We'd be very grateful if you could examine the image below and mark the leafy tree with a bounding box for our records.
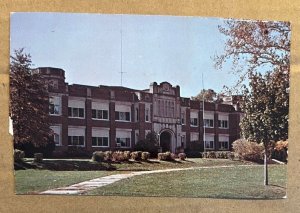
[214,20,290,93]
[240,69,289,185]
[191,89,217,102]
[215,20,290,185]
[10,49,55,157]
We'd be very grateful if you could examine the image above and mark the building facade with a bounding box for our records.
[36,67,242,154]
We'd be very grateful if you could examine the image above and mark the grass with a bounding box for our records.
[15,158,286,199]
[86,164,287,199]
[15,170,115,194]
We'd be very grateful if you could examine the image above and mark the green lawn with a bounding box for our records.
[86,165,287,199]
[15,170,115,194]
[15,159,286,199]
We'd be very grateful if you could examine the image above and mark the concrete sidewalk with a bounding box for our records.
[40,165,258,195]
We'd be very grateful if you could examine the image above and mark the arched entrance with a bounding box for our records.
[160,131,172,152]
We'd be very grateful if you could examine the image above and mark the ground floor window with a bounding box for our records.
[116,138,130,147]
[219,141,229,150]
[50,125,61,146]
[68,136,85,146]
[92,137,109,147]
[205,140,214,149]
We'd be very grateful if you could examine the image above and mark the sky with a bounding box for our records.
[10,13,238,98]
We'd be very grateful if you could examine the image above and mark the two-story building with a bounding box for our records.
[36,67,242,155]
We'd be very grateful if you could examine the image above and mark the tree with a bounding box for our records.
[191,89,217,102]
[134,131,159,157]
[214,20,290,93]
[10,49,55,157]
[215,20,290,186]
[240,69,289,185]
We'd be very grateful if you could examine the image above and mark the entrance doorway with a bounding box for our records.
[160,131,171,152]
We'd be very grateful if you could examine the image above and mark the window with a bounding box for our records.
[219,141,229,150]
[49,97,60,115]
[68,136,85,146]
[181,112,185,125]
[116,138,130,147]
[92,109,108,120]
[92,137,109,147]
[50,125,61,145]
[145,109,150,122]
[190,133,199,142]
[218,120,228,128]
[68,107,84,118]
[219,135,229,150]
[136,108,139,121]
[115,111,130,121]
[53,134,60,145]
[204,119,214,128]
[205,140,214,149]
[205,135,214,149]
[190,118,198,127]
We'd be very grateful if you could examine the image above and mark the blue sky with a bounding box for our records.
[10,13,238,98]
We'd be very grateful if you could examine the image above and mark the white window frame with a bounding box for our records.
[204,119,214,128]
[219,135,229,150]
[68,107,85,118]
[218,120,229,129]
[205,134,215,150]
[219,141,229,150]
[145,108,150,122]
[92,137,109,147]
[68,127,85,147]
[49,96,61,116]
[50,125,61,146]
[115,111,131,122]
[92,109,109,120]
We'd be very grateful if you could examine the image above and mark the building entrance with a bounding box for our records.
[160,131,172,152]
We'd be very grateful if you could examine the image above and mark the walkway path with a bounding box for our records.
[40,165,259,195]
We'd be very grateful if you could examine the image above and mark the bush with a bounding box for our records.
[185,151,202,158]
[14,149,25,162]
[232,139,264,163]
[141,152,150,161]
[34,153,43,163]
[123,151,131,161]
[178,152,186,160]
[157,152,175,161]
[227,152,235,160]
[134,132,159,157]
[104,151,113,161]
[92,151,105,162]
[64,146,90,158]
[131,151,142,161]
[272,140,288,162]
[14,141,55,158]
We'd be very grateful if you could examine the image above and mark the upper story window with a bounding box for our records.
[190,111,198,127]
[115,111,130,121]
[49,96,61,115]
[68,107,84,118]
[115,104,131,122]
[204,112,214,128]
[218,114,229,129]
[92,102,109,120]
[145,108,150,122]
[68,99,85,119]
[181,111,186,125]
[92,109,108,120]
[204,119,214,128]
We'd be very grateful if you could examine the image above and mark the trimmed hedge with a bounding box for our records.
[178,152,186,160]
[14,149,25,162]
[92,151,105,162]
[158,152,175,161]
